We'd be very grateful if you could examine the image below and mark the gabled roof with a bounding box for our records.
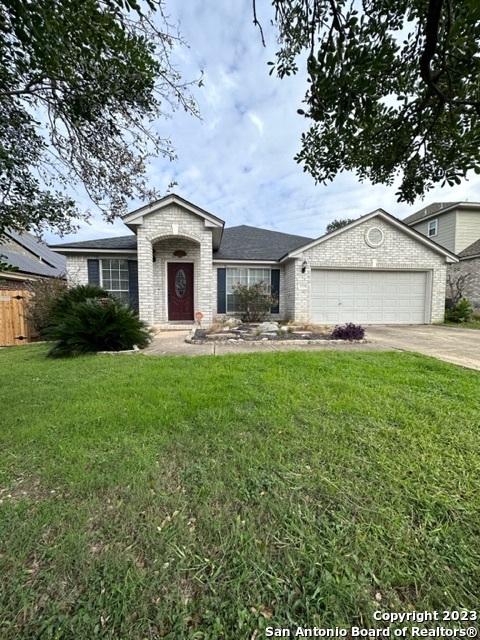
[403,202,461,225]
[1,230,66,277]
[51,235,137,253]
[122,193,225,250]
[458,237,480,259]
[283,209,459,262]
[213,225,314,262]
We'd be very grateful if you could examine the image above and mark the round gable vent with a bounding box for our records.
[365,226,384,248]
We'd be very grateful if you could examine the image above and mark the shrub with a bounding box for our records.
[25,277,68,335]
[330,322,366,341]
[444,298,474,323]
[49,284,114,324]
[232,281,278,323]
[46,298,151,357]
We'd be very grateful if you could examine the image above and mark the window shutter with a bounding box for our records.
[128,261,139,311]
[217,268,226,313]
[270,269,280,314]
[87,259,100,285]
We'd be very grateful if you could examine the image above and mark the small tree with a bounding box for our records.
[232,281,278,323]
[25,277,68,335]
[446,269,473,306]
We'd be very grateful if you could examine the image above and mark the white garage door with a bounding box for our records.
[311,270,428,324]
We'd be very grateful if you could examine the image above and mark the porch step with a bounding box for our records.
[153,322,197,331]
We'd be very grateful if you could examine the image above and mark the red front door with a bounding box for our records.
[167,262,194,321]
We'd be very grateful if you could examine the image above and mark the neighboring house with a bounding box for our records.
[50,194,457,327]
[404,202,480,307]
[0,228,66,286]
[0,230,66,346]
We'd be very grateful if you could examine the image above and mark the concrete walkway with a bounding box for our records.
[142,330,390,357]
[141,326,480,371]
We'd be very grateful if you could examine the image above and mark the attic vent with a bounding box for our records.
[365,226,384,248]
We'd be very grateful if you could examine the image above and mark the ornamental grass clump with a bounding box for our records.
[330,322,365,341]
[46,297,151,357]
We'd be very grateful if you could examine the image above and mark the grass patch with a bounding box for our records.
[441,319,480,329]
[1,345,479,639]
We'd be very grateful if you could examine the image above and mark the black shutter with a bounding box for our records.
[87,259,100,285]
[217,268,226,313]
[270,269,280,314]
[128,261,139,311]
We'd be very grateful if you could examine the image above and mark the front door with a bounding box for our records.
[167,262,194,321]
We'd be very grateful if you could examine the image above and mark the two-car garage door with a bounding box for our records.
[311,270,428,324]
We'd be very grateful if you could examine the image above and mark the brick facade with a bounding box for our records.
[62,209,453,327]
[137,204,214,325]
[288,217,449,323]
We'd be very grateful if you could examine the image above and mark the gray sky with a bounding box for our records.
[45,0,480,244]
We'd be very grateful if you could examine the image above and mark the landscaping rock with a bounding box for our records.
[258,322,279,333]
[224,317,242,328]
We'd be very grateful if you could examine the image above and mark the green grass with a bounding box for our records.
[1,345,479,639]
[441,319,480,329]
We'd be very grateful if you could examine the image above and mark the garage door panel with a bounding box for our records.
[311,270,427,324]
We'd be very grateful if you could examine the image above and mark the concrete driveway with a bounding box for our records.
[366,325,480,370]
[142,326,479,371]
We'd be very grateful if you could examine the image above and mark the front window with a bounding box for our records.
[226,268,271,312]
[101,259,130,304]
[428,219,438,237]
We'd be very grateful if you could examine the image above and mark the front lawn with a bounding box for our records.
[1,346,479,639]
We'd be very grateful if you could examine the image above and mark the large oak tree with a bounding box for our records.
[0,0,199,236]
[265,0,480,203]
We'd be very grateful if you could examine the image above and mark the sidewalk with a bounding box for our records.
[142,330,390,357]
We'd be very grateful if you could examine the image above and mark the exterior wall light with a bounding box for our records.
[301,260,308,273]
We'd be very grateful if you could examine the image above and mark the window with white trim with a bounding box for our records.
[101,259,130,304]
[226,268,271,312]
[428,219,438,237]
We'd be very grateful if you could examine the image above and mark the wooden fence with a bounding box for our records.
[0,289,33,346]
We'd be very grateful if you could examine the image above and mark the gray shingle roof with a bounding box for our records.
[0,247,65,277]
[51,227,314,261]
[51,235,137,250]
[1,230,66,277]
[459,238,480,258]
[213,225,314,261]
[403,202,460,225]
[6,229,66,272]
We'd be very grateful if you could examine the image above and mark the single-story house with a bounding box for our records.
[50,194,458,327]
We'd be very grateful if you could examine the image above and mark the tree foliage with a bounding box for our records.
[266,0,480,203]
[325,217,356,233]
[0,0,200,237]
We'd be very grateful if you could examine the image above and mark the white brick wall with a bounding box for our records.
[136,204,214,325]
[292,217,448,323]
